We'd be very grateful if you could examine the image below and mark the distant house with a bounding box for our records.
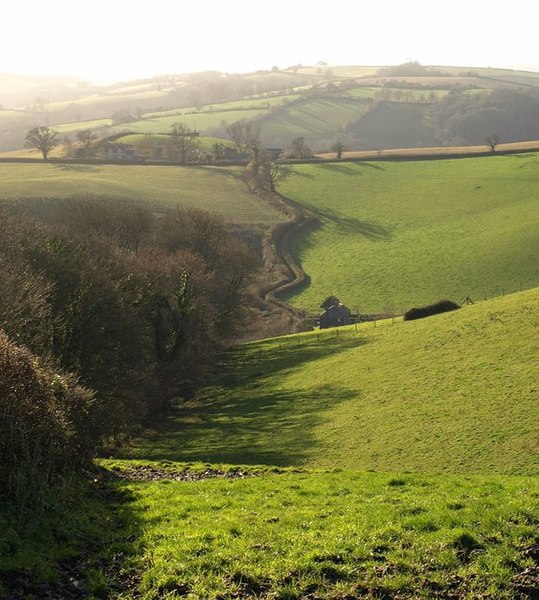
[318,301,352,329]
[106,143,137,160]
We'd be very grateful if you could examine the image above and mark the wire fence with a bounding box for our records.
[241,283,534,358]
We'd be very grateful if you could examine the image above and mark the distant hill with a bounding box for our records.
[2,63,539,153]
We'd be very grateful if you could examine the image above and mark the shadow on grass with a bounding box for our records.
[298,202,391,240]
[0,482,143,598]
[53,163,102,172]
[318,161,385,174]
[122,336,367,466]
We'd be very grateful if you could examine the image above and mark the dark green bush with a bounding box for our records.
[0,330,95,502]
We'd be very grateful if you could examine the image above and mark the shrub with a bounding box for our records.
[0,330,95,502]
[403,299,460,321]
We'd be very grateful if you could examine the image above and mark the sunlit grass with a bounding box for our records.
[124,289,539,476]
[107,466,538,599]
[0,163,282,223]
[280,154,539,313]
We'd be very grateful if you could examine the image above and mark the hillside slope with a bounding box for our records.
[279,153,539,313]
[125,288,539,475]
[0,163,282,224]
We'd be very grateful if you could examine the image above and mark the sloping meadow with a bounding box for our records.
[125,288,539,476]
[279,153,539,314]
[98,289,539,597]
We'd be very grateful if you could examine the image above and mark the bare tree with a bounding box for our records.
[24,126,60,159]
[486,134,500,152]
[76,129,98,152]
[226,118,260,156]
[169,123,199,162]
[289,137,312,159]
[331,141,344,159]
[257,159,291,192]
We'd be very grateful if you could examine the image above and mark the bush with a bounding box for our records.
[0,330,95,502]
[403,299,460,321]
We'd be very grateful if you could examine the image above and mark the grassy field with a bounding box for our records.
[97,289,538,598]
[0,163,281,223]
[256,97,370,143]
[98,465,538,599]
[123,288,539,476]
[118,108,268,135]
[278,153,539,313]
[3,290,537,598]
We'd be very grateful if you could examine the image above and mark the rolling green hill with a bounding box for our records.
[92,287,538,597]
[0,163,281,223]
[124,287,539,476]
[5,269,538,598]
[279,153,539,313]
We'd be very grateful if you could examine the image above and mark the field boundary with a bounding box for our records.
[244,163,318,322]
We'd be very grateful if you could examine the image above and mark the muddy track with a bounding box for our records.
[245,167,318,322]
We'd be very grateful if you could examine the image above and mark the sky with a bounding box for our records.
[1,0,538,84]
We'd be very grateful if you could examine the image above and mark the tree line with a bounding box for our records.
[0,198,257,503]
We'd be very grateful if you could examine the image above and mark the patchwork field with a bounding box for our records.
[279,153,539,314]
[0,162,281,223]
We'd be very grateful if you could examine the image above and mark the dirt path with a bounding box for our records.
[245,165,319,324]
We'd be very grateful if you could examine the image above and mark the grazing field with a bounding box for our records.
[97,288,539,598]
[97,466,538,600]
[124,288,539,476]
[278,153,539,313]
[4,288,538,598]
[0,163,281,223]
[119,108,268,135]
[256,97,370,144]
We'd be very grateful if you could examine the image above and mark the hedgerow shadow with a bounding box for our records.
[297,201,391,240]
[0,483,143,598]
[123,336,368,466]
[318,161,385,174]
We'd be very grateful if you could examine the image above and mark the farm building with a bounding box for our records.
[318,301,353,329]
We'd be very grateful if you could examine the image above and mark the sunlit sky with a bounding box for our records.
[1,0,538,84]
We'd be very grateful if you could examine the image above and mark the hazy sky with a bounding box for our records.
[1,0,538,83]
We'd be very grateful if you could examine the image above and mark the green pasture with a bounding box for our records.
[144,94,298,119]
[97,466,537,599]
[124,288,539,476]
[437,66,539,86]
[0,163,281,223]
[46,88,169,112]
[120,108,267,135]
[54,118,112,133]
[257,97,369,143]
[113,133,235,152]
[278,154,539,313]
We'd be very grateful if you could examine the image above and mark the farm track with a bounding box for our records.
[245,165,318,323]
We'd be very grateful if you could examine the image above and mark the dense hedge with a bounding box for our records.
[0,330,94,501]
[403,299,460,321]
